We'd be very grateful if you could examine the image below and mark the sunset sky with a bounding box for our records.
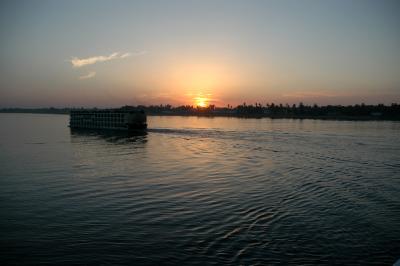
[0,0,399,107]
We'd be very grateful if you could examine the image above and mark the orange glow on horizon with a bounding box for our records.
[167,60,240,106]
[194,96,209,107]
[123,57,246,107]
[172,64,222,92]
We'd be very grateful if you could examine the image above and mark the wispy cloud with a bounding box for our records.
[69,51,146,68]
[79,71,96,80]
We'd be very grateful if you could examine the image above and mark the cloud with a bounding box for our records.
[79,71,96,80]
[69,51,146,68]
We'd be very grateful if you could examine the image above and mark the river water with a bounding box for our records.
[0,114,399,265]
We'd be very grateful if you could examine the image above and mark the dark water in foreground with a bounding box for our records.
[0,114,399,265]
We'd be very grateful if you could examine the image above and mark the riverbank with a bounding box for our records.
[1,108,399,121]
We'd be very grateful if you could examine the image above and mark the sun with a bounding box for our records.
[194,97,208,107]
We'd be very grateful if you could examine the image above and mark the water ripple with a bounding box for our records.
[1,115,400,265]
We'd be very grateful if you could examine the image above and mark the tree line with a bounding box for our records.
[1,103,399,120]
[133,102,400,119]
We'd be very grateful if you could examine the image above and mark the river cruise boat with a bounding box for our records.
[69,108,147,131]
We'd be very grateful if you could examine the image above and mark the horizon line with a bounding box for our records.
[1,102,399,110]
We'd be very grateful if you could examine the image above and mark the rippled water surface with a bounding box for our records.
[1,114,399,265]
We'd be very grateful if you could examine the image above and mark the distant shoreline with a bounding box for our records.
[147,113,400,121]
[1,107,399,121]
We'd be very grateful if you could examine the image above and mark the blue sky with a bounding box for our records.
[0,0,399,107]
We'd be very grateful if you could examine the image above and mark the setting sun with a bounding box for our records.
[194,97,209,107]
